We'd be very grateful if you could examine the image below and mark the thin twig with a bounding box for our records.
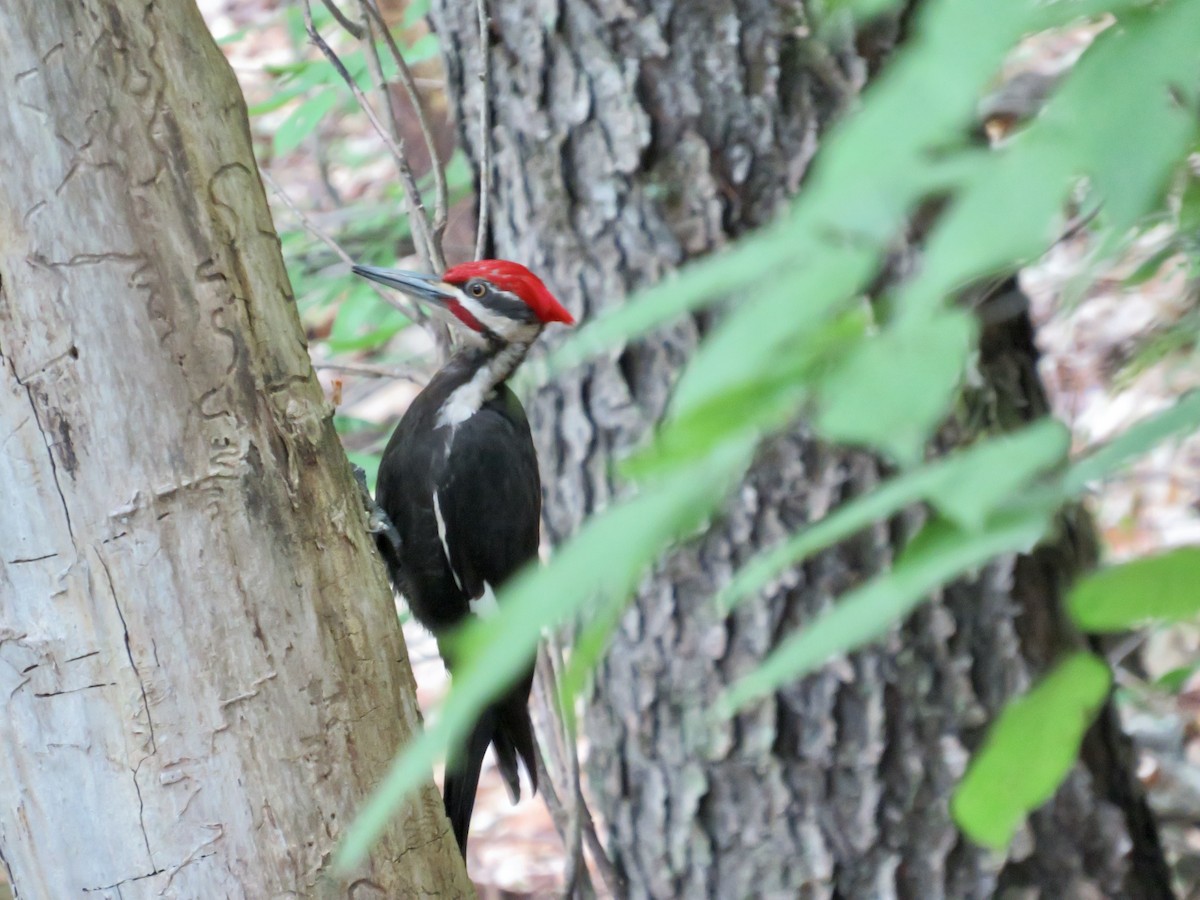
[359,0,449,264]
[344,0,451,360]
[313,361,425,383]
[318,0,364,39]
[260,168,427,325]
[301,0,437,274]
[534,640,624,899]
[312,128,344,208]
[474,0,492,261]
[536,646,588,897]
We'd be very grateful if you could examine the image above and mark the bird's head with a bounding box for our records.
[352,259,574,346]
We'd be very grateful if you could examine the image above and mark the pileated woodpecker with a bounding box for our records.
[351,259,573,855]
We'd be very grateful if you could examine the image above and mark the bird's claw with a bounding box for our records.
[352,464,404,583]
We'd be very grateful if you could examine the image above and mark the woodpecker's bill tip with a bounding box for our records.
[352,265,457,307]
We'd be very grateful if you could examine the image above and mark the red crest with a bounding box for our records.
[443,260,575,326]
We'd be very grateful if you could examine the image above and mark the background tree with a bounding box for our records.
[0,2,469,896]
[423,1,1181,897]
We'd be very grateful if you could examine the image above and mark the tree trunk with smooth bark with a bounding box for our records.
[0,3,470,897]
[432,1,1171,897]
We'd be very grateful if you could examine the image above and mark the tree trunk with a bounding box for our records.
[0,3,470,896]
[432,1,1170,898]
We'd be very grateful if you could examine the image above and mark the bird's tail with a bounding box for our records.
[443,673,538,855]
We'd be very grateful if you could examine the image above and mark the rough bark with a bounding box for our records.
[432,1,1170,897]
[0,3,471,897]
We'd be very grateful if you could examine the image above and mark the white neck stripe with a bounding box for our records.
[435,340,530,429]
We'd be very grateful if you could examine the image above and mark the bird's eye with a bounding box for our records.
[469,282,487,298]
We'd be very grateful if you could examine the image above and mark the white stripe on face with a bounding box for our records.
[457,292,540,344]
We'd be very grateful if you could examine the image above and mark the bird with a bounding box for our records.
[351,258,574,856]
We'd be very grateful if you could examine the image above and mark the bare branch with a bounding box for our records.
[301,0,437,274]
[474,0,492,261]
[533,639,625,899]
[535,646,588,897]
[313,361,425,384]
[260,168,426,325]
[343,0,451,361]
[359,0,450,263]
[318,0,364,39]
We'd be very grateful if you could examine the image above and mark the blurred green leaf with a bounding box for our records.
[216,26,250,46]
[720,506,1053,714]
[718,421,1070,612]
[926,420,1069,530]
[273,89,339,157]
[824,0,904,19]
[1116,310,1199,385]
[329,0,1200,867]
[952,652,1110,848]
[1122,244,1180,288]
[625,308,869,481]
[1156,663,1199,693]
[1064,390,1200,492]
[1180,169,1200,236]
[899,0,1200,316]
[1066,5,1200,233]
[815,309,974,466]
[404,0,432,27]
[333,414,383,435]
[328,285,410,353]
[1069,547,1200,632]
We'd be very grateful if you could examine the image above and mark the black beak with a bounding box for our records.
[351,265,456,308]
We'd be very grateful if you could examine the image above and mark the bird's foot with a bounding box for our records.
[352,465,404,564]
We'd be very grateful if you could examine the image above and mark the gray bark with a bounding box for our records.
[432,1,1170,897]
[0,2,471,897]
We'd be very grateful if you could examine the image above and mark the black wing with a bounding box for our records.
[435,385,542,604]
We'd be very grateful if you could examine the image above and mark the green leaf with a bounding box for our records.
[825,0,904,18]
[1059,3,1200,234]
[1156,663,1198,693]
[667,246,875,418]
[952,652,1111,849]
[926,420,1069,530]
[404,0,432,27]
[216,26,250,46]
[1180,169,1200,236]
[1069,547,1200,632]
[815,309,975,466]
[622,372,806,482]
[557,598,625,728]
[273,89,339,158]
[328,285,410,353]
[624,307,870,481]
[545,216,807,377]
[720,507,1052,714]
[1064,390,1200,492]
[332,0,1200,869]
[1122,244,1179,288]
[717,420,1068,611]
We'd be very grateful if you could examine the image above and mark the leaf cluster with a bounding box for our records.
[260,0,1200,870]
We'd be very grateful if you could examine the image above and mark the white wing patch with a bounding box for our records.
[470,581,500,619]
[432,490,464,592]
